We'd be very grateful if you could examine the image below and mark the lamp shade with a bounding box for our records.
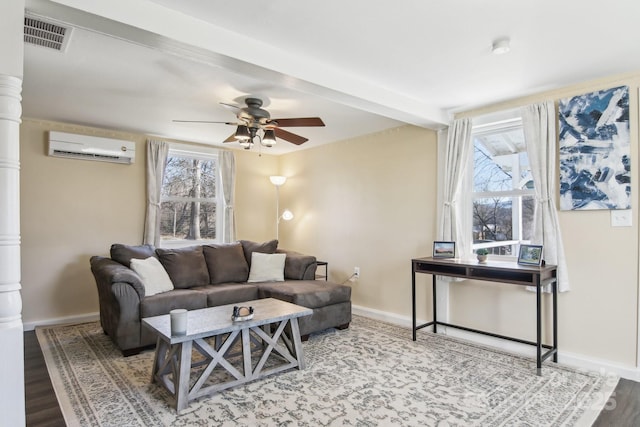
[234,125,250,141]
[269,175,287,186]
[262,129,277,147]
[281,209,294,221]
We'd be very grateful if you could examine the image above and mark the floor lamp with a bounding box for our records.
[269,175,294,240]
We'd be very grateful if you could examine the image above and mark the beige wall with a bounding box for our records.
[21,120,146,324]
[19,119,277,325]
[274,73,640,369]
[450,73,640,367]
[234,150,279,242]
[278,126,438,319]
[19,71,640,370]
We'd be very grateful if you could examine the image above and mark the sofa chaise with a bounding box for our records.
[90,239,352,356]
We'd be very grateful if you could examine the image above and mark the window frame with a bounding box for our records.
[159,143,223,248]
[470,117,535,260]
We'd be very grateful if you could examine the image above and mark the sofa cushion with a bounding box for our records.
[256,280,351,309]
[192,283,259,307]
[140,289,208,318]
[278,250,317,280]
[203,242,249,284]
[156,246,209,289]
[129,257,174,296]
[240,239,278,267]
[248,252,286,282]
[110,243,156,268]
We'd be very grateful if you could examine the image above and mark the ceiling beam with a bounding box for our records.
[28,0,449,129]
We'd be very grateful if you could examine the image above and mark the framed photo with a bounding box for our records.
[433,241,455,258]
[518,244,543,266]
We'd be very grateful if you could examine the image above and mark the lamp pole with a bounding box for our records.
[275,184,280,240]
[270,176,287,240]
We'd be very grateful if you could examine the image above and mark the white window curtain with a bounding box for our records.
[143,139,169,246]
[439,118,473,260]
[521,101,570,292]
[219,150,236,243]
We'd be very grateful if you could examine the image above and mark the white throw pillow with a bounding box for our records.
[130,257,174,296]
[247,252,286,282]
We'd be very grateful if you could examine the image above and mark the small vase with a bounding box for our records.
[477,255,487,263]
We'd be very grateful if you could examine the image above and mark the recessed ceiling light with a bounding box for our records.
[492,37,511,55]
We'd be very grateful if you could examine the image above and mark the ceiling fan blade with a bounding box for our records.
[223,133,237,143]
[220,102,240,110]
[270,117,325,127]
[173,120,236,125]
[274,128,308,145]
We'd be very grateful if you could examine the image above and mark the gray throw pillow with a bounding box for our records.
[239,239,278,267]
[110,243,156,268]
[156,245,209,289]
[203,243,250,284]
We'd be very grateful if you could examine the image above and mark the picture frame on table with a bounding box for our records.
[433,241,455,258]
[517,244,543,266]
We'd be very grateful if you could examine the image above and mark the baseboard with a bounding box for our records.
[353,304,428,328]
[23,312,100,332]
[352,304,640,381]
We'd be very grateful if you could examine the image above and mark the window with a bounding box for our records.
[159,147,222,247]
[471,118,534,257]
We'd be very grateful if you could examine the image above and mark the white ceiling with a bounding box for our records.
[22,0,640,154]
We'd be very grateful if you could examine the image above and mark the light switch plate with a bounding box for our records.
[611,210,632,227]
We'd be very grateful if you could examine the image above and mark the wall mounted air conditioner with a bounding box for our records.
[48,131,135,164]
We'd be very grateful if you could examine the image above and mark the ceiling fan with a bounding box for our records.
[174,97,325,149]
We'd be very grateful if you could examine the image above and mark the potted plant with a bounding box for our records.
[476,248,489,263]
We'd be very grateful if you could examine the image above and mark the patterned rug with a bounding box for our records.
[36,316,617,426]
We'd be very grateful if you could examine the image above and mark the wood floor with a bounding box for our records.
[24,331,65,427]
[592,377,640,426]
[24,330,640,426]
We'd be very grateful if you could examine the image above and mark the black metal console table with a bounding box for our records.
[411,257,558,372]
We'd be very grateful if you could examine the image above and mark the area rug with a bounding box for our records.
[36,316,617,426]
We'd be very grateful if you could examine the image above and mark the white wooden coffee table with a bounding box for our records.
[142,298,312,413]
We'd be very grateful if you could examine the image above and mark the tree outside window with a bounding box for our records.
[160,153,219,244]
[472,120,534,256]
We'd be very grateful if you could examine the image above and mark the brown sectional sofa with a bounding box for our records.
[90,239,352,356]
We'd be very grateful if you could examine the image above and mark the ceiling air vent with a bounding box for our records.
[24,15,72,52]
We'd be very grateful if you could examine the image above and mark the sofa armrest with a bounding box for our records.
[90,256,146,299]
[90,256,147,352]
[277,249,317,280]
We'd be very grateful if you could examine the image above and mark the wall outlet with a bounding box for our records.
[353,267,360,280]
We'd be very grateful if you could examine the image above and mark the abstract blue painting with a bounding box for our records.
[558,86,630,210]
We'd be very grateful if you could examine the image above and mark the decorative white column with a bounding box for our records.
[0,1,25,424]
[0,74,24,427]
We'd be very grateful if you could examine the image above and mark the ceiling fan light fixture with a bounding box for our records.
[262,129,277,147]
[175,97,324,150]
[234,125,250,141]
